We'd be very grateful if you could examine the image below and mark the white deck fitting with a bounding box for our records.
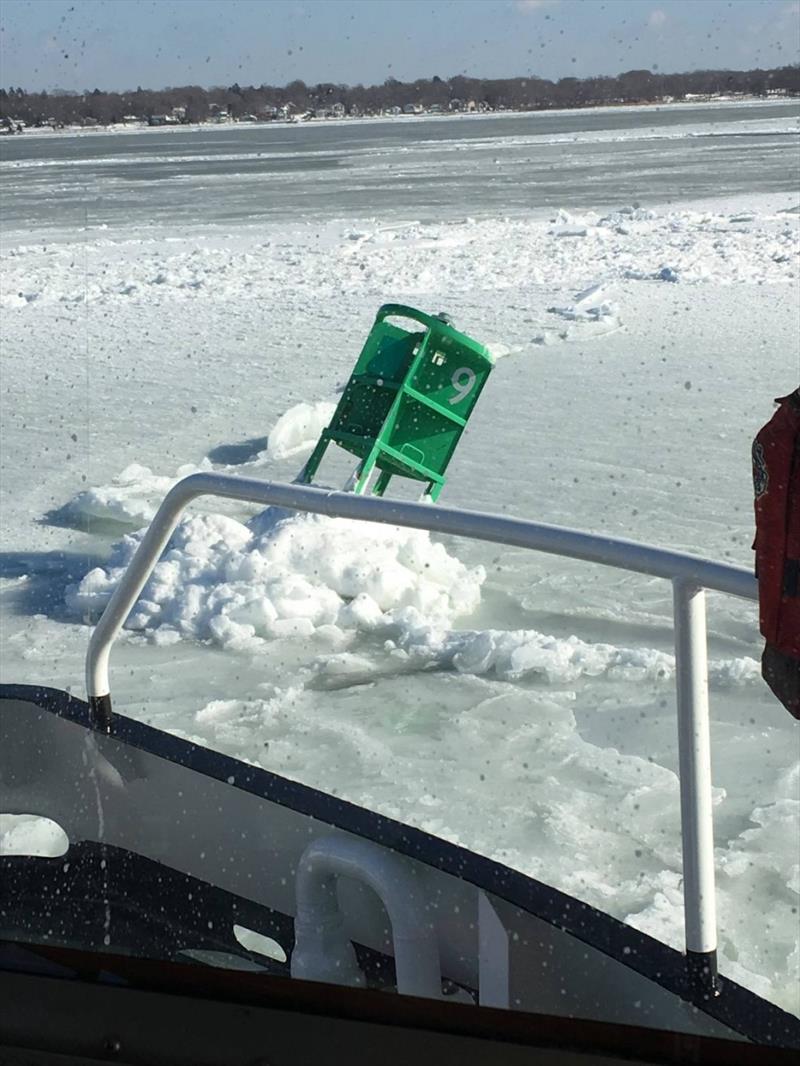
[291,834,442,998]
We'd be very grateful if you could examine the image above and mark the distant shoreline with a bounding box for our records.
[4,94,797,142]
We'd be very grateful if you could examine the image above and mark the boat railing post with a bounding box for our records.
[672,578,718,996]
[85,478,203,731]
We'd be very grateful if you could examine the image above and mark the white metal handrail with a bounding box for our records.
[85,473,759,989]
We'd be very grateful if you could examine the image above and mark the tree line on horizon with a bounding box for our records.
[1,64,798,128]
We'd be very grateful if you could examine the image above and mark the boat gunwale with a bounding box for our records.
[2,681,798,1049]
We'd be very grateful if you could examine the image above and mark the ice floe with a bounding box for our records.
[65,460,213,527]
[264,400,336,461]
[535,281,622,344]
[2,201,796,313]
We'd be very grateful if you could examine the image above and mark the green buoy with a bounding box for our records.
[300,304,494,501]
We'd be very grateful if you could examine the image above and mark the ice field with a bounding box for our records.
[1,101,799,1012]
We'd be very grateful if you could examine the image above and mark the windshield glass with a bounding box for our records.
[1,0,798,1030]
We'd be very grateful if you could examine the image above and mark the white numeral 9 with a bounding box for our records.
[449,367,476,405]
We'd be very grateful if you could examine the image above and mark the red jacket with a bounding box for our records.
[753,390,800,657]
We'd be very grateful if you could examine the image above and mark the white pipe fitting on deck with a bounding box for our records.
[290,835,442,999]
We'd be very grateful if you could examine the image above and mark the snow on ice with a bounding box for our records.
[64,463,760,694]
[1,203,797,313]
[66,507,485,648]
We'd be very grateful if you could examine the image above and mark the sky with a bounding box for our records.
[1,0,798,94]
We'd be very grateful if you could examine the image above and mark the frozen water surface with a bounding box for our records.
[1,102,798,1013]
[2,99,798,231]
